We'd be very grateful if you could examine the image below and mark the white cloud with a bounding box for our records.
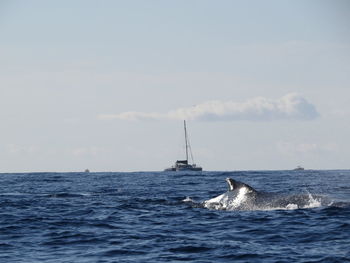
[70,147,103,157]
[330,109,350,118]
[99,93,319,122]
[7,144,39,155]
[277,142,339,155]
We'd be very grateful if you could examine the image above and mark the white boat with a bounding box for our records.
[164,120,203,172]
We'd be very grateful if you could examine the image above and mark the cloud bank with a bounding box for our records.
[277,142,338,155]
[99,93,319,121]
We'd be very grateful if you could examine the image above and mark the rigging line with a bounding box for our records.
[185,120,195,164]
[188,139,195,164]
[184,120,189,162]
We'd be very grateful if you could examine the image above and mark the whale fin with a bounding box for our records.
[225,178,256,193]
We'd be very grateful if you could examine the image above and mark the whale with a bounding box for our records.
[203,178,330,211]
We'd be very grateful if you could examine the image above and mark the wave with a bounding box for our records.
[44,192,92,198]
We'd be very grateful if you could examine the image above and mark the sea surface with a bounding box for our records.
[1,170,350,263]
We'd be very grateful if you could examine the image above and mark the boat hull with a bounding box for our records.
[164,165,202,172]
[176,167,202,171]
[164,167,176,172]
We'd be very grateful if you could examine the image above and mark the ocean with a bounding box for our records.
[1,170,349,262]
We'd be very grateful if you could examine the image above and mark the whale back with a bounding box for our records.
[202,178,257,210]
[202,178,332,211]
[225,178,257,193]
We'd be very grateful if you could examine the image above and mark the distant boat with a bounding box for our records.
[84,169,90,173]
[164,120,202,172]
[293,166,305,171]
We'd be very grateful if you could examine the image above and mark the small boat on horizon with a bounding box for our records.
[293,166,305,171]
[164,120,202,172]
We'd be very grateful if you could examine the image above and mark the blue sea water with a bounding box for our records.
[0,170,350,263]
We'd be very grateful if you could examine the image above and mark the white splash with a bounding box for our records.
[203,193,227,210]
[227,187,249,209]
[204,187,250,210]
[285,204,299,210]
[182,196,194,202]
[305,193,322,208]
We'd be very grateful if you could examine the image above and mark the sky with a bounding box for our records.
[1,0,350,172]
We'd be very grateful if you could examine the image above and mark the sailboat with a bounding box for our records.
[164,120,203,172]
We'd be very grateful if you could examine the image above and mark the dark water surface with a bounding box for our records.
[1,170,350,262]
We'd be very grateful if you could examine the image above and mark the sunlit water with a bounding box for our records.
[1,170,350,262]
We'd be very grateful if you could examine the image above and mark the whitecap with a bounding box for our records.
[304,193,322,208]
[286,204,299,210]
[182,196,194,202]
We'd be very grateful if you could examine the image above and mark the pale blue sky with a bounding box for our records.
[1,0,349,172]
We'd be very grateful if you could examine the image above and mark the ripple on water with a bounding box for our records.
[0,170,349,263]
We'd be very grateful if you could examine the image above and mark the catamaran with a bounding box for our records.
[164,120,203,172]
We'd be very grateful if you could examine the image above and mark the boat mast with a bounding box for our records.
[184,120,189,163]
